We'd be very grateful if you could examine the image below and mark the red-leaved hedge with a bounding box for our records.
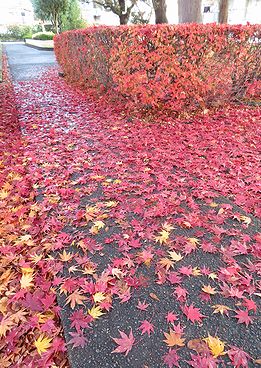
[54,24,261,114]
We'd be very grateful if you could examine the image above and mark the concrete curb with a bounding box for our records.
[25,39,54,51]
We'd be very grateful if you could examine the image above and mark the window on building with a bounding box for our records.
[204,6,211,13]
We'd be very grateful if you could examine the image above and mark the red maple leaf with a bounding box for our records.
[182,304,205,324]
[112,329,135,355]
[136,300,149,311]
[138,320,154,336]
[166,312,178,324]
[243,298,257,312]
[68,331,88,348]
[227,346,251,368]
[234,309,253,326]
[162,349,180,368]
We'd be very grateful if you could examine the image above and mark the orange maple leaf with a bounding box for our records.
[163,329,185,347]
[66,290,87,309]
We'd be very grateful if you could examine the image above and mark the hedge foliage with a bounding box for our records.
[54,24,261,114]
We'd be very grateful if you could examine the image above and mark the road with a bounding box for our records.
[4,42,56,81]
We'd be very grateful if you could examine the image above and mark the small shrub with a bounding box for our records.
[0,25,33,41]
[32,32,54,40]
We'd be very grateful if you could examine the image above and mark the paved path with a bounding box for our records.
[4,43,56,81]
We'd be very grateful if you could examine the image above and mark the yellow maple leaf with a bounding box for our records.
[209,202,218,208]
[155,229,170,244]
[20,273,34,289]
[0,190,9,199]
[37,310,55,323]
[90,220,105,235]
[239,215,251,227]
[187,237,200,246]
[204,335,226,358]
[192,267,201,276]
[163,329,185,347]
[202,285,217,295]
[14,234,32,245]
[59,249,73,262]
[208,272,218,280]
[212,304,231,316]
[168,251,183,262]
[88,305,105,319]
[21,267,34,275]
[105,200,118,208]
[34,335,52,355]
[93,292,106,304]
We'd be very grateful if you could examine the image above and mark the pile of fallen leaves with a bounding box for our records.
[9,64,260,368]
[0,58,67,367]
[1,51,261,367]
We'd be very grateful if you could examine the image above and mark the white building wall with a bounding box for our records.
[0,0,34,32]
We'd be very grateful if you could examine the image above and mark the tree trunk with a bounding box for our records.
[178,0,202,23]
[218,0,229,23]
[53,12,59,34]
[119,13,129,24]
[152,0,168,24]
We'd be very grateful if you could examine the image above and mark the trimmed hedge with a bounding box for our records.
[32,32,54,40]
[54,24,261,114]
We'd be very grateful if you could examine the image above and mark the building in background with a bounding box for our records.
[80,0,260,26]
[202,0,261,24]
[80,1,119,25]
[0,0,35,32]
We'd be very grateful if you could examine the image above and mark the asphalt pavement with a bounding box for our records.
[4,42,56,81]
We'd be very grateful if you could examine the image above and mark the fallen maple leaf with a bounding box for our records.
[34,335,52,355]
[68,331,88,348]
[112,329,135,356]
[92,292,106,303]
[166,311,178,324]
[155,229,170,244]
[234,309,253,326]
[162,348,180,368]
[159,257,174,270]
[0,317,14,337]
[66,290,87,310]
[202,285,217,295]
[88,305,105,319]
[20,273,34,289]
[187,338,209,354]
[139,320,154,336]
[182,304,205,324]
[168,251,183,262]
[227,346,251,368]
[136,300,149,311]
[163,329,185,347]
[204,334,226,358]
[212,304,231,316]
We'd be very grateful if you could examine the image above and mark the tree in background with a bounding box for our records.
[61,0,87,31]
[32,0,69,33]
[178,0,202,23]
[130,0,152,24]
[152,0,168,23]
[86,0,138,25]
[218,0,229,23]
